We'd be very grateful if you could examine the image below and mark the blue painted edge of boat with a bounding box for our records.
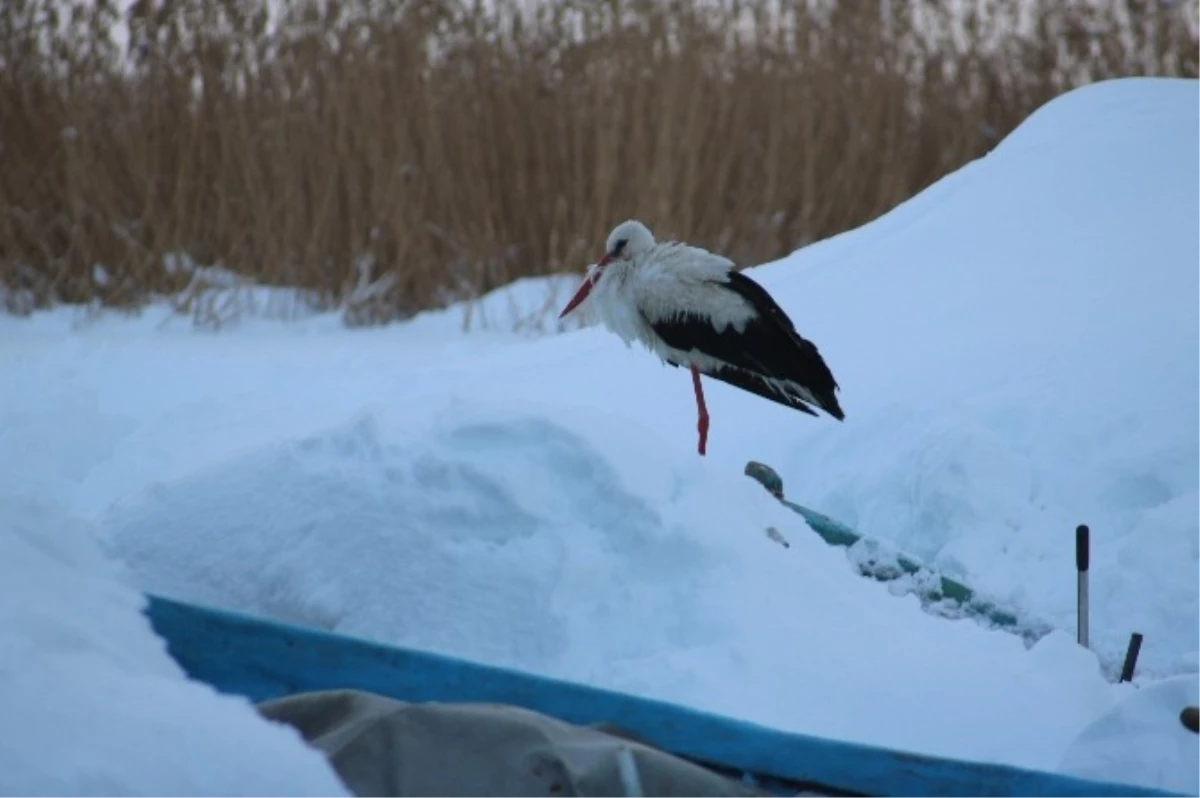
[143,594,1180,798]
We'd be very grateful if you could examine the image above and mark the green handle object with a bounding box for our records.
[744,461,1051,644]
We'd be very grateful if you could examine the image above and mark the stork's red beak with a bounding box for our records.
[558,259,609,319]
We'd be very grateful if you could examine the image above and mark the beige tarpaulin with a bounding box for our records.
[259,689,772,797]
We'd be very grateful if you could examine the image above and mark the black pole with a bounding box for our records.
[1076,525,1090,648]
[1119,632,1144,683]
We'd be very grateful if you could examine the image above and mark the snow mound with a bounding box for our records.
[99,409,731,671]
[742,76,1199,679]
[0,493,348,796]
[1059,674,1199,795]
[100,401,1119,771]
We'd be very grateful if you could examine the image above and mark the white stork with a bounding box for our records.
[558,219,844,456]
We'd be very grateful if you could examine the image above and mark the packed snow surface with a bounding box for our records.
[1059,674,1199,795]
[2,77,1196,792]
[0,494,349,796]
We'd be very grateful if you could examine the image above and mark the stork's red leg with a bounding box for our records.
[690,365,709,456]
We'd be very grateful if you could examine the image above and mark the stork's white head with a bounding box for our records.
[559,219,655,319]
[600,219,655,267]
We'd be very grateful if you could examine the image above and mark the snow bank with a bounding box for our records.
[743,76,1200,680]
[1059,674,1199,795]
[0,493,348,796]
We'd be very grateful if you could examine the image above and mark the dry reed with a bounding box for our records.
[1,0,1196,322]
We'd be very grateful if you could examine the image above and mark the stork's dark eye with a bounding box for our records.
[611,238,628,256]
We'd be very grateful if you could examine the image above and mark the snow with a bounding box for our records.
[1059,674,1199,795]
[739,76,1200,682]
[1,76,1196,793]
[0,493,349,796]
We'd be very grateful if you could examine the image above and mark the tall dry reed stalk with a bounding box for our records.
[1,0,1196,321]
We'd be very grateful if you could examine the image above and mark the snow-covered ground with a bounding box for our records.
[2,76,1196,793]
[0,495,349,795]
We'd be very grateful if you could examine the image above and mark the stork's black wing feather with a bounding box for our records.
[651,271,844,420]
[705,364,820,416]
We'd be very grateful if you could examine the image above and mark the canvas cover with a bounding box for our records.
[258,689,772,797]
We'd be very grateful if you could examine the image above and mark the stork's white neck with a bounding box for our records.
[589,260,651,349]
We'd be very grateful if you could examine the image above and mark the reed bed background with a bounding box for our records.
[1,0,1196,324]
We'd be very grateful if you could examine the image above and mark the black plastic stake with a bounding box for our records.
[1076,525,1090,649]
[1119,632,1144,683]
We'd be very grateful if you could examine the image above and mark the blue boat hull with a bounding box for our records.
[143,594,1178,797]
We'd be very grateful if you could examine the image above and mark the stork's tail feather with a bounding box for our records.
[783,335,844,421]
[817,388,845,421]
